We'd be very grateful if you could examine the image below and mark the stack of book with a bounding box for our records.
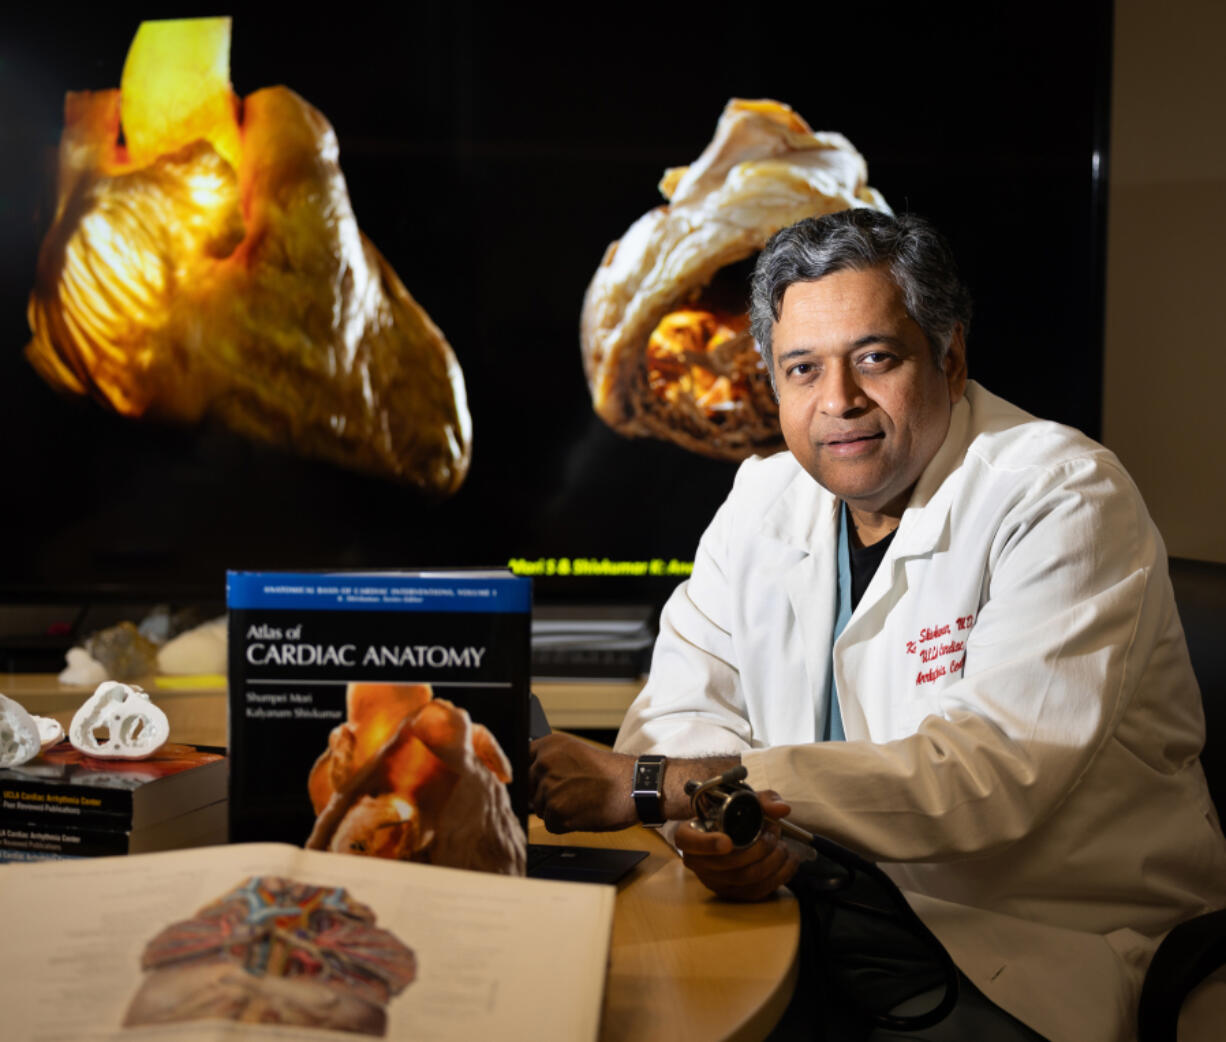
[0,742,227,863]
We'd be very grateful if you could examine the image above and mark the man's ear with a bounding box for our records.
[944,323,968,403]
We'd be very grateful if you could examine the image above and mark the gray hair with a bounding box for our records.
[749,210,973,382]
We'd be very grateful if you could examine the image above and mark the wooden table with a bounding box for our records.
[530,820,799,1042]
[2,673,800,1041]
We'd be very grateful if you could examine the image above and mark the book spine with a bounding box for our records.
[0,821,133,860]
[0,783,134,827]
[0,807,133,835]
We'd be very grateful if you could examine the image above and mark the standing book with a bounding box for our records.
[226,570,532,859]
[0,841,614,1041]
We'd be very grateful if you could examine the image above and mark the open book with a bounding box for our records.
[0,842,614,1041]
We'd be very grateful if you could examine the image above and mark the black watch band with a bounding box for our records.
[632,754,667,826]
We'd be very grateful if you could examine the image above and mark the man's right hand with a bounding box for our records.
[528,733,637,833]
[674,791,800,902]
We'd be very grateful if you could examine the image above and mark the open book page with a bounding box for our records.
[1,842,614,1042]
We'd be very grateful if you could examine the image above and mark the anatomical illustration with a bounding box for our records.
[581,98,890,461]
[26,17,470,494]
[306,683,525,875]
[124,876,416,1035]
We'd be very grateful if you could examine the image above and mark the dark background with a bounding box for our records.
[0,2,1112,609]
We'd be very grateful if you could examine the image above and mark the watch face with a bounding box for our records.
[633,757,665,826]
[634,762,661,791]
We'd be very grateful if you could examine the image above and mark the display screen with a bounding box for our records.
[0,4,1111,607]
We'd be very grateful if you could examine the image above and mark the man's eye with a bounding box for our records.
[859,351,895,368]
[786,362,815,378]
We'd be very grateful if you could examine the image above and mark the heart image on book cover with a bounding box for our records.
[227,571,531,875]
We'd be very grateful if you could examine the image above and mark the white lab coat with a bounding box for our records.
[615,382,1226,1042]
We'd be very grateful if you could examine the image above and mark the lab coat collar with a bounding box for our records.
[890,385,974,559]
[758,454,840,551]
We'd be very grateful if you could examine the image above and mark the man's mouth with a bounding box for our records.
[821,431,884,446]
[819,431,884,456]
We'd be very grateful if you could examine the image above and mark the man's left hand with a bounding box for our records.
[528,733,637,833]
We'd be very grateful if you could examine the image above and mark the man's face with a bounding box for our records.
[772,265,967,520]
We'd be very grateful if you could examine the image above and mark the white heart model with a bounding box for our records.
[0,693,42,767]
[35,716,65,750]
[69,682,170,759]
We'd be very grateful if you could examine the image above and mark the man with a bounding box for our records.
[529,210,1226,1041]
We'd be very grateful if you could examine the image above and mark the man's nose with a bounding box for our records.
[818,361,867,416]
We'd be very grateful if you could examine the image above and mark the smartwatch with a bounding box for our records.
[632,754,667,826]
